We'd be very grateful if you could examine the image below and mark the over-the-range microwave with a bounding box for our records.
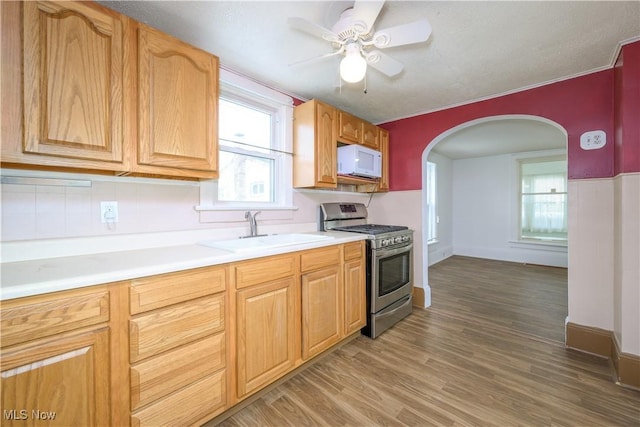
[337,144,382,179]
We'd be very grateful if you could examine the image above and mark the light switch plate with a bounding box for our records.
[580,130,606,150]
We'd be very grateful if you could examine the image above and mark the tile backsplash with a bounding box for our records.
[1,169,374,243]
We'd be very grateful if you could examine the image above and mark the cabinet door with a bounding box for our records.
[378,128,390,192]
[344,257,367,335]
[301,266,342,360]
[236,278,297,398]
[315,101,338,186]
[20,1,127,169]
[362,122,380,150]
[1,329,110,427]
[337,110,362,144]
[137,24,218,177]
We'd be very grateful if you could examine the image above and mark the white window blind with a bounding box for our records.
[519,158,567,241]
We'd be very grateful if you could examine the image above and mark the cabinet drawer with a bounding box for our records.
[131,370,226,427]
[234,254,296,289]
[130,295,224,363]
[344,241,364,261]
[130,265,226,315]
[131,333,225,410]
[300,246,341,273]
[1,288,109,348]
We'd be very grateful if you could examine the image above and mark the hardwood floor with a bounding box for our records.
[212,256,640,427]
[429,256,568,342]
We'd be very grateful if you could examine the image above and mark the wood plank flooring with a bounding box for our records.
[212,256,640,427]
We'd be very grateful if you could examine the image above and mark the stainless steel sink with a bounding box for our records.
[199,233,334,253]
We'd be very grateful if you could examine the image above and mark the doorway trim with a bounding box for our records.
[419,114,568,307]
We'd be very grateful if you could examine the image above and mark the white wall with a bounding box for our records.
[614,173,640,355]
[451,152,568,267]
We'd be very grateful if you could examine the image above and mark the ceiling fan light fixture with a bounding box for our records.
[340,43,367,83]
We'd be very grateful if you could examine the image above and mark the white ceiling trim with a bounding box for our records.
[379,37,640,125]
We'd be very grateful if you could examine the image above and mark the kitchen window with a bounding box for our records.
[198,69,294,213]
[518,156,567,242]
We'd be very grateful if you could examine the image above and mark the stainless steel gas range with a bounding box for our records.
[320,202,413,338]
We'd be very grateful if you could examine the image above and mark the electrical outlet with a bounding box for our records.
[100,201,119,223]
[580,130,606,150]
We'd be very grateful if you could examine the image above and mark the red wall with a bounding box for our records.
[614,42,640,174]
[381,69,616,191]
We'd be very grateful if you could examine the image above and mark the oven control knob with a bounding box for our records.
[394,237,402,244]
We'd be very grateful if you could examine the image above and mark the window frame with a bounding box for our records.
[197,69,294,213]
[513,151,568,245]
[426,161,438,244]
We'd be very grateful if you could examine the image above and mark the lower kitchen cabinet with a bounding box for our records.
[128,265,228,426]
[0,241,366,425]
[301,265,343,359]
[235,276,298,399]
[0,286,117,427]
[300,245,343,360]
[343,241,367,334]
[1,328,111,426]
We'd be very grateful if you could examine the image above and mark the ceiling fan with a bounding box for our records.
[288,1,432,84]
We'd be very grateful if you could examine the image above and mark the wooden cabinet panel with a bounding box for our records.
[130,266,226,314]
[379,128,390,192]
[1,288,109,348]
[19,1,127,169]
[1,328,110,427]
[301,266,342,359]
[234,254,296,289]
[300,245,341,273]
[315,102,338,186]
[344,258,366,335]
[130,295,224,362]
[136,24,218,178]
[293,99,337,188]
[362,122,380,149]
[344,241,364,261]
[130,333,225,410]
[337,110,362,144]
[131,371,225,427]
[236,278,297,398]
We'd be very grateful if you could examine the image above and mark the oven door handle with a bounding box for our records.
[375,243,413,259]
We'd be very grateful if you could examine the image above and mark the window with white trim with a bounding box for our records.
[198,70,293,211]
[426,161,438,243]
[518,156,567,242]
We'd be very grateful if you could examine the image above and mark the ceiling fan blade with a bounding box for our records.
[288,17,339,42]
[351,0,385,34]
[289,48,343,67]
[365,50,403,77]
[371,19,432,48]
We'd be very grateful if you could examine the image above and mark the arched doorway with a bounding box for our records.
[420,115,568,313]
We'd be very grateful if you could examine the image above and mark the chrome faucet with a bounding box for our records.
[244,211,261,237]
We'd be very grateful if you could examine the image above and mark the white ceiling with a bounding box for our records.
[98,1,640,124]
[98,1,639,158]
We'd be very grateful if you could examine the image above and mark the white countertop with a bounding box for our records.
[0,231,366,301]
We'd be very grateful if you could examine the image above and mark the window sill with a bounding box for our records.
[508,239,568,251]
[195,205,298,212]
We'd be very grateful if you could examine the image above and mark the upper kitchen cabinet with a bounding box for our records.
[1,1,219,180]
[293,99,389,193]
[133,24,219,179]
[1,1,130,172]
[337,110,379,150]
[293,99,338,188]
